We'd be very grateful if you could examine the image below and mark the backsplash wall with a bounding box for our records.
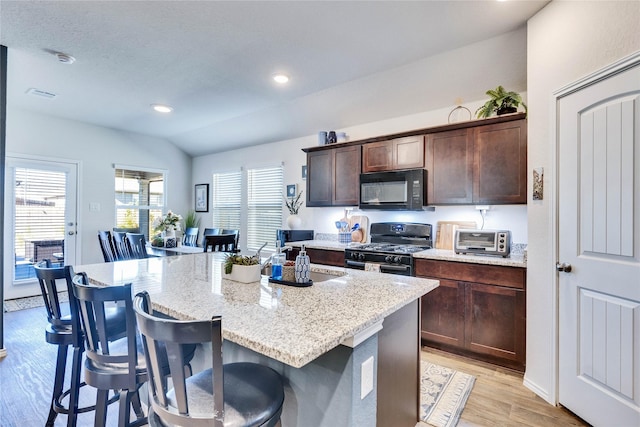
[302,204,527,244]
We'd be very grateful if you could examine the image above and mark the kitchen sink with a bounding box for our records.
[261,265,345,282]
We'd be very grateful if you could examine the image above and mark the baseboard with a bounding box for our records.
[523,374,555,405]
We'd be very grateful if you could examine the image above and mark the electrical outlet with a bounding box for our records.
[475,205,490,211]
[89,202,101,212]
[361,356,374,399]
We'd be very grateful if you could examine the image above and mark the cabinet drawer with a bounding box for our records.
[414,259,525,289]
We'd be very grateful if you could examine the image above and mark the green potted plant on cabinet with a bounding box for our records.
[476,85,527,118]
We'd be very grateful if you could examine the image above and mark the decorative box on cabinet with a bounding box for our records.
[416,258,526,371]
[305,145,361,207]
[425,115,527,205]
[362,135,424,172]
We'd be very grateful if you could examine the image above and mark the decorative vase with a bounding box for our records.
[224,264,261,283]
[287,214,302,230]
[497,106,517,115]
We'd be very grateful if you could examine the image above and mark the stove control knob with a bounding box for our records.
[384,255,392,263]
[393,256,401,264]
[358,253,365,261]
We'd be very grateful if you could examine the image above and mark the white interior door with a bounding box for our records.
[3,156,78,299]
[558,61,640,426]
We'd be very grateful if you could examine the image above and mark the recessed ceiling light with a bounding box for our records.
[273,74,290,84]
[151,104,173,113]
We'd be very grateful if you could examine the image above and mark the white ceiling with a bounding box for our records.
[0,1,549,156]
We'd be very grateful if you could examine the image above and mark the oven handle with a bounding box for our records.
[345,260,411,273]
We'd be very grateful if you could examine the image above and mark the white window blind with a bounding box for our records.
[247,165,283,252]
[212,171,242,230]
[114,168,164,238]
[14,167,66,263]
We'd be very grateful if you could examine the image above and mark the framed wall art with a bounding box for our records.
[195,183,209,212]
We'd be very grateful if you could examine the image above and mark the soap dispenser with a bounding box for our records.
[295,244,311,283]
[271,240,285,280]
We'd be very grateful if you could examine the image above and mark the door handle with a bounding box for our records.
[68,231,75,236]
[556,262,572,273]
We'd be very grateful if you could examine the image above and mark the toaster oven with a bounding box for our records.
[454,229,511,257]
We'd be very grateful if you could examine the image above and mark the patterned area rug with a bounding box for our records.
[420,361,476,427]
[3,292,67,312]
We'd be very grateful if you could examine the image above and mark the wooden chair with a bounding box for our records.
[221,229,239,248]
[133,291,284,427]
[203,227,221,235]
[125,233,148,259]
[112,231,133,260]
[72,278,196,427]
[98,231,118,262]
[183,227,199,246]
[203,234,238,253]
[33,263,125,427]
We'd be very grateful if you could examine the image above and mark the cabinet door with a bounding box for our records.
[393,135,424,170]
[425,129,473,204]
[362,141,393,172]
[305,248,344,267]
[464,282,526,370]
[420,278,465,348]
[306,150,333,207]
[473,119,527,204]
[332,145,361,206]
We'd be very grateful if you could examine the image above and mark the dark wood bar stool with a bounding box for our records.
[133,291,284,427]
[33,263,123,427]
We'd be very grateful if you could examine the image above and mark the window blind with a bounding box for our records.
[212,171,242,231]
[247,165,283,252]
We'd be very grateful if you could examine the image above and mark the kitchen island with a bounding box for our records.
[76,252,439,427]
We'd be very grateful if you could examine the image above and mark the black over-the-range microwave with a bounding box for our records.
[359,168,427,211]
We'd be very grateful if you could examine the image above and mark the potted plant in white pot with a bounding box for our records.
[284,190,304,229]
[223,253,261,283]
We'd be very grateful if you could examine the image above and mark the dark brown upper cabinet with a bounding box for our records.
[362,135,424,172]
[425,117,527,205]
[305,145,361,207]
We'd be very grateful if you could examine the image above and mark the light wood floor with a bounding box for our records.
[421,347,591,427]
[1,304,591,426]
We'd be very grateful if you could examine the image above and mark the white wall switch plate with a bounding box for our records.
[89,202,101,212]
[361,356,374,399]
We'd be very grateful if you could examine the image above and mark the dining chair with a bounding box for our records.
[98,231,118,262]
[183,227,199,246]
[221,229,239,247]
[125,233,148,259]
[203,234,238,253]
[112,231,133,260]
[33,263,125,427]
[133,291,285,427]
[203,228,221,236]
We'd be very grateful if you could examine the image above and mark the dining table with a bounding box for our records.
[75,252,438,426]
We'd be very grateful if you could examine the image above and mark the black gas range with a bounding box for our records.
[344,222,432,276]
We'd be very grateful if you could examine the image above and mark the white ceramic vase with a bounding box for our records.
[287,214,302,230]
[164,229,176,238]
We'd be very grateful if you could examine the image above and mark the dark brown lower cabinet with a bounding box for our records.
[288,247,344,267]
[416,258,526,372]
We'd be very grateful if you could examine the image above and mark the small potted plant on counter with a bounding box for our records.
[223,253,261,283]
[476,85,527,118]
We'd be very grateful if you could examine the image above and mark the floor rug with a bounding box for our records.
[420,361,476,427]
[3,292,67,313]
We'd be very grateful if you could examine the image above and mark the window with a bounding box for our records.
[247,166,283,252]
[211,165,283,252]
[114,167,165,238]
[211,171,242,231]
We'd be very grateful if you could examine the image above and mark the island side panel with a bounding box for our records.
[377,299,420,426]
[222,336,378,427]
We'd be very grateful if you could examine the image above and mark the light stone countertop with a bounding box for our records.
[289,239,527,268]
[76,252,438,368]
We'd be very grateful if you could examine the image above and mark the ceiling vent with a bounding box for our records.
[26,88,57,99]
[55,52,75,64]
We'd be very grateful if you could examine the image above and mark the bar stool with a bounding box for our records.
[33,263,123,427]
[133,291,284,426]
